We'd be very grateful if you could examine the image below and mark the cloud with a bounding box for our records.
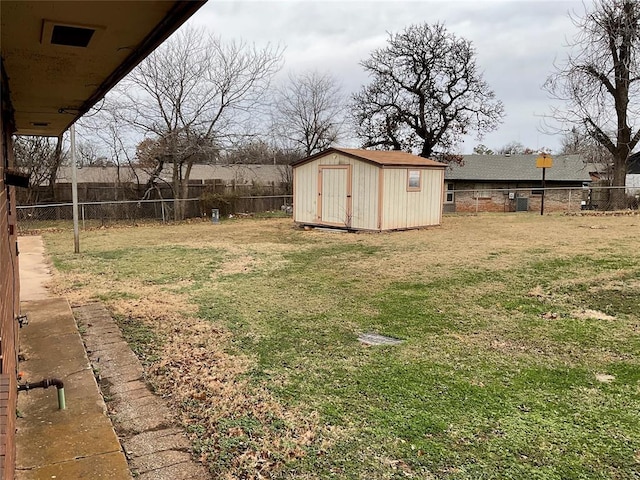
[189,0,585,152]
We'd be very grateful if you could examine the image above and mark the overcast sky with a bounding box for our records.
[186,0,586,154]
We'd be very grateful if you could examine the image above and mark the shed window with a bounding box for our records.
[407,170,422,191]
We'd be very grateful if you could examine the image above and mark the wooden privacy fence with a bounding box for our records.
[16,179,290,206]
[16,195,294,232]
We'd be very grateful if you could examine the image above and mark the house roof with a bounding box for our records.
[292,147,447,168]
[1,1,205,136]
[444,154,593,182]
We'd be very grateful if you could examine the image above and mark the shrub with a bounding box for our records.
[200,190,240,217]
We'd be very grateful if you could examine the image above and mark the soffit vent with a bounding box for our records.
[42,20,103,48]
[51,25,95,47]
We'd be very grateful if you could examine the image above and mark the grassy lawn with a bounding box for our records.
[40,213,640,479]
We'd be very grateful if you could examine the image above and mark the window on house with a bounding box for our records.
[445,182,454,203]
[473,184,492,199]
[407,170,422,191]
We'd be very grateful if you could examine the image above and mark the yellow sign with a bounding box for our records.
[536,154,553,168]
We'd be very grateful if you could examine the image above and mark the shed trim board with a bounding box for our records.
[293,148,445,232]
[292,147,446,168]
[377,168,384,230]
[406,169,422,191]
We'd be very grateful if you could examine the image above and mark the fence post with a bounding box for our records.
[568,189,572,212]
[161,201,166,223]
[81,204,85,230]
[475,195,479,213]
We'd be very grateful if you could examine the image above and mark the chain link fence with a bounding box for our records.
[16,186,638,232]
[16,195,294,233]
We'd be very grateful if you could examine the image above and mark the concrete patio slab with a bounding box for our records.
[16,236,132,479]
[16,299,132,480]
[17,236,52,301]
[18,452,130,480]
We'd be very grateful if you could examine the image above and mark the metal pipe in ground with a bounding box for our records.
[18,378,66,410]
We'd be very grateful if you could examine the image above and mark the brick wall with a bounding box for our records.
[449,181,587,213]
[0,61,18,480]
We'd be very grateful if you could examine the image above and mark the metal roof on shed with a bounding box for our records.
[445,155,593,182]
[292,147,447,168]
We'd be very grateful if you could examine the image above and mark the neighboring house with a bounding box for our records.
[55,164,286,187]
[0,2,204,477]
[443,154,593,213]
[292,147,446,231]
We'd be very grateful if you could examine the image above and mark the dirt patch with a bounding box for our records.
[566,211,640,217]
[589,278,640,292]
[217,253,257,276]
[528,285,551,300]
[572,309,617,321]
[595,373,615,383]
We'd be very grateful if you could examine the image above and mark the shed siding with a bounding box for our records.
[381,168,443,230]
[627,174,640,195]
[293,160,318,224]
[294,153,379,229]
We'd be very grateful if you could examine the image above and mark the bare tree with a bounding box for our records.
[561,127,613,175]
[271,71,345,157]
[114,27,283,219]
[277,164,294,195]
[221,139,301,165]
[47,134,64,201]
[351,22,505,160]
[472,144,495,155]
[134,137,173,200]
[75,140,103,167]
[545,0,640,209]
[496,141,538,155]
[79,109,138,200]
[13,136,65,204]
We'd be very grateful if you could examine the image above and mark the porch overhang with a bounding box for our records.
[1,0,206,136]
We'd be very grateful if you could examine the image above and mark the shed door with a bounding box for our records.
[318,165,351,226]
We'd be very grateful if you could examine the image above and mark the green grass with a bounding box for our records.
[219,255,638,478]
[112,314,164,366]
[41,215,640,479]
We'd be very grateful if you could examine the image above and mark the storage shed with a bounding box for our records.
[292,148,446,231]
